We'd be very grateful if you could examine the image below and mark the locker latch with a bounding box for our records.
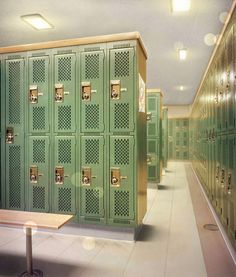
[81,82,91,101]
[6,127,14,144]
[55,84,64,102]
[147,155,152,164]
[55,166,64,184]
[221,169,225,187]
[30,166,38,183]
[111,80,120,100]
[29,85,38,103]
[227,173,232,194]
[82,167,91,186]
[146,112,152,121]
[111,168,120,187]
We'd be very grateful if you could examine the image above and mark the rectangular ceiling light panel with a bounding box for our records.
[172,0,191,12]
[21,14,53,30]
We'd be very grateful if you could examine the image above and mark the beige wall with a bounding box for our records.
[166,105,191,118]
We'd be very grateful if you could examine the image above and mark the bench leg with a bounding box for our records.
[19,227,43,277]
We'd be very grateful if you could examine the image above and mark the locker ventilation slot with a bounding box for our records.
[148,166,156,178]
[33,186,45,210]
[58,106,72,130]
[85,104,99,129]
[85,54,99,79]
[148,123,156,136]
[9,146,21,208]
[114,139,129,165]
[114,191,129,217]
[58,57,72,81]
[58,188,72,212]
[85,139,99,164]
[114,103,129,129]
[33,107,46,130]
[33,140,46,163]
[85,189,100,215]
[148,140,156,153]
[8,61,21,124]
[114,51,130,77]
[148,98,156,111]
[33,59,46,83]
[58,139,72,163]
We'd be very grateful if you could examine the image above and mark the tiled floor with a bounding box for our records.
[0,162,234,277]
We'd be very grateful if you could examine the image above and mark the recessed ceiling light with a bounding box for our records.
[172,0,191,12]
[21,14,54,30]
[180,86,184,91]
[178,48,187,60]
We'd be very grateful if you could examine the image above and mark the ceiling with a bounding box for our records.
[0,0,233,105]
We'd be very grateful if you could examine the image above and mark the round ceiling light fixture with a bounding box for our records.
[204,33,217,46]
[219,12,228,24]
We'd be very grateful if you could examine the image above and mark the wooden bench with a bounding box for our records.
[0,209,73,277]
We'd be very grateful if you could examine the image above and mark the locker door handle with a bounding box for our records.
[121,176,127,180]
[6,127,14,144]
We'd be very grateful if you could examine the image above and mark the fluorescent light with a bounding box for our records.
[178,48,187,60]
[180,86,184,91]
[21,14,53,30]
[172,0,191,12]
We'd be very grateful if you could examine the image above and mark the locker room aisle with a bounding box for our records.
[0,162,235,277]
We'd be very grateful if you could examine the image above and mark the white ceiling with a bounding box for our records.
[0,0,233,105]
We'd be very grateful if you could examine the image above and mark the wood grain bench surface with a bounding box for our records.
[0,209,73,229]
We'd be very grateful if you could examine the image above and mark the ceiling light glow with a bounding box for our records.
[172,0,191,12]
[21,14,53,30]
[178,48,187,60]
[180,86,184,91]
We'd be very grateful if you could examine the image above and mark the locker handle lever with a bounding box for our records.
[92,176,97,178]
[38,173,43,177]
[64,175,70,178]
[121,176,127,180]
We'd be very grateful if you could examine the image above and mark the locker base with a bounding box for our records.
[19,269,43,277]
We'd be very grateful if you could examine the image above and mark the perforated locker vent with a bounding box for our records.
[33,107,46,130]
[114,190,130,217]
[85,188,100,215]
[85,139,99,164]
[114,51,130,77]
[8,61,21,124]
[58,187,72,212]
[148,166,156,178]
[85,54,99,79]
[58,139,72,163]
[58,106,72,130]
[148,140,156,153]
[9,146,21,208]
[33,186,45,210]
[114,139,129,165]
[114,103,129,129]
[58,56,72,81]
[33,139,46,163]
[85,104,99,129]
[33,59,46,83]
[229,140,234,169]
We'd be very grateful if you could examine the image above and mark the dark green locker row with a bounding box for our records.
[162,107,168,168]
[190,11,236,250]
[0,33,147,228]
[168,118,189,160]
[147,89,163,183]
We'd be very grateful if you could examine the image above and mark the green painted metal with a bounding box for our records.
[162,108,168,168]
[147,90,162,183]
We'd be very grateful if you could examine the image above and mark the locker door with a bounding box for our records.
[80,136,104,220]
[28,136,50,212]
[227,134,235,243]
[215,135,222,215]
[226,27,235,131]
[54,53,76,133]
[220,47,227,132]
[147,113,158,136]
[147,138,158,182]
[221,135,228,226]
[80,50,105,132]
[5,59,25,210]
[53,136,76,214]
[109,136,134,222]
[109,48,135,132]
[28,56,49,133]
[216,57,221,133]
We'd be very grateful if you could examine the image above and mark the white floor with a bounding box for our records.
[0,162,207,277]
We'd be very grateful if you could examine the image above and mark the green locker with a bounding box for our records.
[28,136,50,212]
[109,48,135,133]
[53,136,76,214]
[109,136,135,223]
[147,138,159,182]
[28,56,50,133]
[54,53,76,133]
[80,136,105,222]
[80,49,105,133]
[221,135,228,227]
[162,107,168,169]
[5,58,25,210]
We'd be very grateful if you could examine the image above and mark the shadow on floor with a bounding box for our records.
[165,169,173,173]
[136,224,158,242]
[158,184,171,190]
[0,253,81,277]
[147,183,158,189]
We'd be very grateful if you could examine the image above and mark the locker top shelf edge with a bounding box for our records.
[0,31,148,59]
[147,88,163,97]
